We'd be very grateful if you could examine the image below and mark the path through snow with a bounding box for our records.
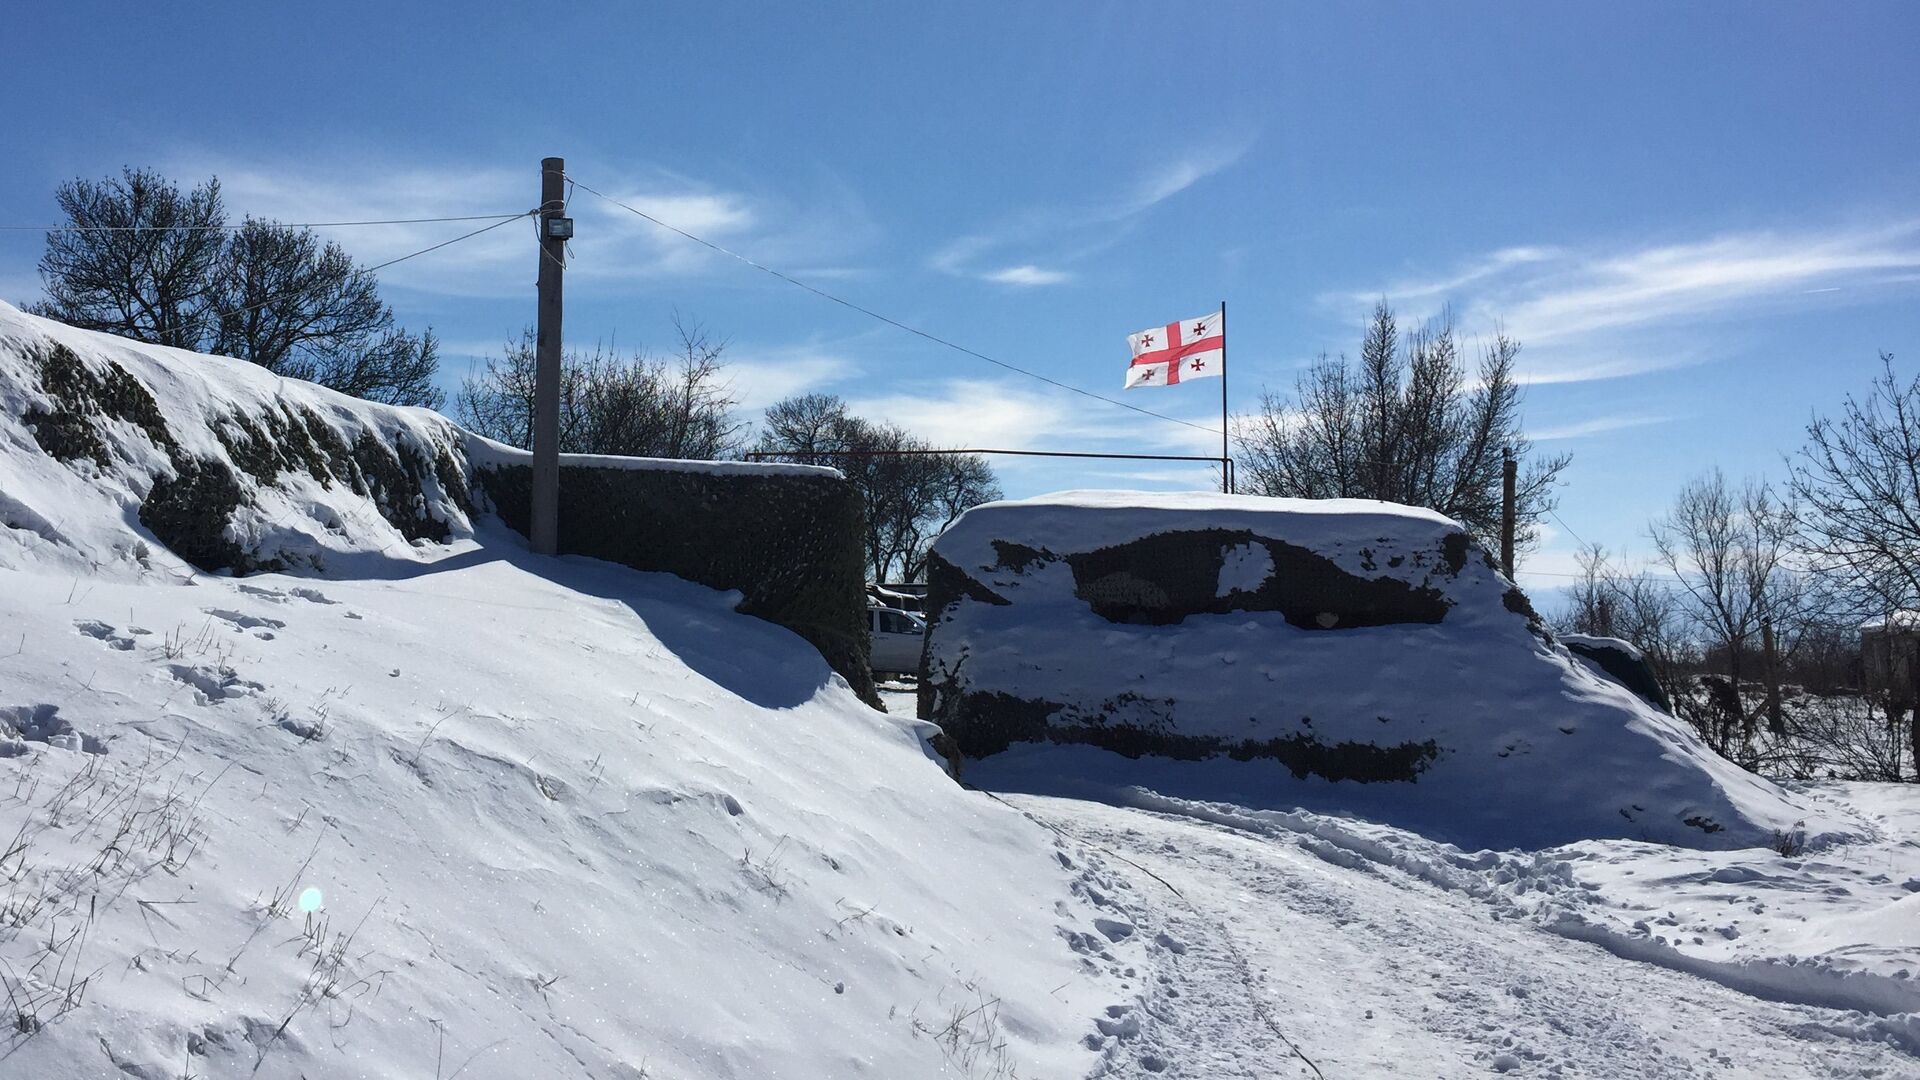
[1005,792,1918,1077]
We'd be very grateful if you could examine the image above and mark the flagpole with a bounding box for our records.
[1220,299,1230,494]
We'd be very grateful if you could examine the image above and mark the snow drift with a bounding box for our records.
[0,305,1129,1078]
[919,491,1844,850]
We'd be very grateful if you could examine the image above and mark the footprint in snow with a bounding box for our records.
[1094,1004,1141,1039]
[1,703,107,754]
[165,664,265,705]
[204,608,287,634]
[237,583,337,606]
[73,619,136,651]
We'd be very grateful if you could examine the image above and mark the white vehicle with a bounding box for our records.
[868,606,927,676]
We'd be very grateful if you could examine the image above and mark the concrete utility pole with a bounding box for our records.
[531,156,568,555]
[1500,447,1517,580]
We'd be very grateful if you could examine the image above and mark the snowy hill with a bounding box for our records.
[0,303,1121,1077]
[922,491,1845,850]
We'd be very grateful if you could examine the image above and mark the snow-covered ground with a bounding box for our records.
[0,540,1162,1079]
[5,304,1919,1077]
[879,686,1920,1078]
[0,305,1135,1077]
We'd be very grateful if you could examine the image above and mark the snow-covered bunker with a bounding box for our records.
[918,491,1836,849]
[0,301,876,702]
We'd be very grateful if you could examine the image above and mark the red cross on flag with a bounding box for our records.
[1125,310,1223,389]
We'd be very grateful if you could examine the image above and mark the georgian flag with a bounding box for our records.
[1125,310,1223,389]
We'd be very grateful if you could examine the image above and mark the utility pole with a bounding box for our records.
[1762,615,1784,735]
[531,156,570,555]
[1500,447,1517,579]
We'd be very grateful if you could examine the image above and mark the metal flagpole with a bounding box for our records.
[1220,300,1231,494]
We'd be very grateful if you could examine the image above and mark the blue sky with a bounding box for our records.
[5,2,1919,591]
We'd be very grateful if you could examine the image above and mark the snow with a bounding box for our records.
[881,685,1920,1077]
[936,489,1459,582]
[465,432,841,479]
[1861,611,1920,633]
[0,305,1130,1077]
[0,300,471,582]
[1558,631,1647,662]
[1213,540,1272,598]
[932,492,1846,851]
[999,788,1920,1077]
[6,309,1919,1077]
[0,544,1154,1078]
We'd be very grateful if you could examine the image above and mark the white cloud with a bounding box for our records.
[1322,220,1920,385]
[1496,225,1920,343]
[1326,246,1559,308]
[930,133,1254,285]
[1530,413,1678,441]
[1116,137,1257,219]
[724,349,856,411]
[981,264,1073,287]
[162,154,877,299]
[847,377,1224,459]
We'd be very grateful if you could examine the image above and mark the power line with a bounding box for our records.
[1547,506,1591,550]
[139,211,534,347]
[747,447,1227,463]
[0,213,529,233]
[564,175,1227,441]
[357,213,529,276]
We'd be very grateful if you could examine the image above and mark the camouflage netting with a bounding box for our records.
[19,341,467,575]
[918,515,1491,780]
[477,461,877,706]
[917,495,1824,850]
[13,332,872,702]
[1562,636,1673,714]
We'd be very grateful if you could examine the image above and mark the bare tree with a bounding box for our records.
[1237,302,1568,554]
[1788,353,1920,776]
[34,169,443,406]
[1650,470,1805,749]
[1554,544,1704,729]
[1790,353,1920,614]
[1610,571,1699,718]
[33,168,226,348]
[214,219,442,407]
[1562,543,1622,639]
[455,316,743,459]
[755,395,1000,582]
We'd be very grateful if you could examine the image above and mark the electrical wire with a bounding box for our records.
[564,175,1228,441]
[142,211,533,348]
[0,213,529,233]
[355,213,529,276]
[1546,507,1593,551]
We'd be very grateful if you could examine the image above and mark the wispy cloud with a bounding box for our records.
[724,347,857,411]
[1495,223,1920,344]
[1320,219,1920,385]
[931,133,1254,286]
[981,264,1074,287]
[1112,138,1256,220]
[848,377,1224,460]
[1531,413,1679,441]
[1327,246,1559,307]
[164,154,878,299]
